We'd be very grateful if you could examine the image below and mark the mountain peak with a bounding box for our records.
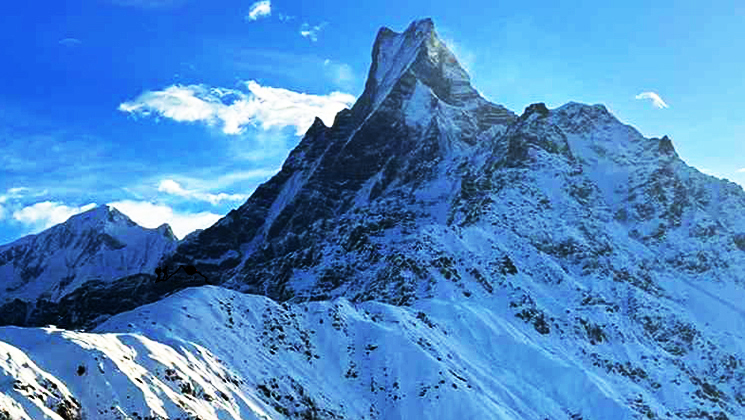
[156,223,177,240]
[352,18,484,120]
[67,204,136,229]
[655,134,678,157]
[377,17,434,39]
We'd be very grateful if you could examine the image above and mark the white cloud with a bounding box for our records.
[0,188,50,222]
[58,38,82,47]
[246,0,271,21]
[242,80,354,134]
[107,200,222,240]
[736,168,745,173]
[119,81,355,136]
[300,22,327,42]
[157,179,188,196]
[635,91,669,109]
[118,85,216,124]
[12,201,97,233]
[157,179,248,205]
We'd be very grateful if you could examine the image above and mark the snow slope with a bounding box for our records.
[0,286,651,420]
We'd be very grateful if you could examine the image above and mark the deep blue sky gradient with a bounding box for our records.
[1,0,743,245]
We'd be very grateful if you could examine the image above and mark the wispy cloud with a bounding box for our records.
[323,59,355,89]
[223,47,359,90]
[278,13,294,22]
[635,91,669,109]
[1,188,31,202]
[0,187,48,205]
[736,168,745,173]
[12,201,97,233]
[58,38,82,47]
[437,33,475,74]
[110,0,185,8]
[119,81,355,136]
[245,0,271,21]
[107,200,221,240]
[157,179,247,205]
[132,167,280,201]
[300,22,327,42]
[187,167,280,190]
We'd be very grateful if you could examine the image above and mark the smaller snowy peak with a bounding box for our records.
[549,101,639,142]
[156,223,177,241]
[550,101,681,158]
[64,204,137,232]
[553,101,616,122]
[0,204,180,312]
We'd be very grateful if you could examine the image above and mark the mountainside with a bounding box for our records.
[164,18,745,307]
[0,286,648,420]
[164,18,520,298]
[0,205,178,327]
[1,17,745,419]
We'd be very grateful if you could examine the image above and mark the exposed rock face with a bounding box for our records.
[161,18,519,300]
[735,233,745,251]
[520,102,550,119]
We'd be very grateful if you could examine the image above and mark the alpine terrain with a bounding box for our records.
[1,18,745,420]
[0,205,178,327]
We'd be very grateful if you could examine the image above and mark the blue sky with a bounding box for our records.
[1,0,743,245]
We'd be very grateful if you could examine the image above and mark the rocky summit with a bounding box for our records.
[1,18,745,420]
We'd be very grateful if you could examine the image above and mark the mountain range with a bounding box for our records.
[1,18,744,420]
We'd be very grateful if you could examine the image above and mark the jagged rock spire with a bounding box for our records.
[350,18,514,126]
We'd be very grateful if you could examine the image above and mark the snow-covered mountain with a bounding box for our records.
[1,17,745,419]
[0,205,178,327]
[0,286,656,420]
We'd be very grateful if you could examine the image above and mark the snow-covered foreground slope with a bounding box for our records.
[1,284,742,419]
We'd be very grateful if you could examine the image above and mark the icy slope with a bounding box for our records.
[0,285,648,420]
[2,279,743,419]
